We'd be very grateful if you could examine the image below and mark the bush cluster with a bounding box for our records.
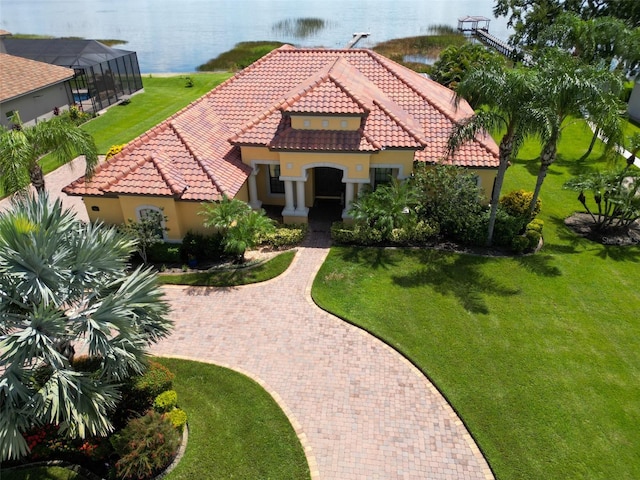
[500,189,541,219]
[147,243,181,263]
[331,220,439,246]
[110,410,181,480]
[180,231,224,262]
[261,224,308,247]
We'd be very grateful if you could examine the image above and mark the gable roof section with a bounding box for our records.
[65,46,499,200]
[0,53,74,102]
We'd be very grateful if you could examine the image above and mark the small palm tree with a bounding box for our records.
[200,196,275,263]
[448,64,539,245]
[0,112,98,194]
[349,179,418,238]
[0,193,173,461]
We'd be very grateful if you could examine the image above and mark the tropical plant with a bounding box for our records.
[349,179,419,239]
[448,64,539,245]
[0,193,173,461]
[0,112,98,194]
[199,195,275,262]
[411,164,485,244]
[526,50,626,217]
[563,164,640,233]
[430,43,505,90]
[121,210,167,264]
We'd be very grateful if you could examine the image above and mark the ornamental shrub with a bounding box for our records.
[500,189,541,219]
[116,361,175,425]
[261,224,308,247]
[110,410,181,480]
[153,390,178,413]
[526,218,544,234]
[105,144,126,160]
[526,229,542,250]
[511,235,530,254]
[180,231,224,262]
[491,208,527,247]
[331,222,356,244]
[166,408,188,432]
[148,243,181,263]
[412,164,484,243]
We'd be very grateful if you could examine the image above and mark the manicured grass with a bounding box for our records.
[157,251,295,286]
[6,466,86,480]
[155,358,310,480]
[79,73,232,154]
[312,120,640,479]
[1,73,231,199]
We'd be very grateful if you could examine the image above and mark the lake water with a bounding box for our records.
[0,0,510,72]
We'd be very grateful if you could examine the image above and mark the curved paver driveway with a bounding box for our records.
[150,230,494,479]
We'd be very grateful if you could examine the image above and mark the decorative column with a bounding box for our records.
[295,180,308,215]
[248,167,261,209]
[342,181,355,218]
[282,180,295,216]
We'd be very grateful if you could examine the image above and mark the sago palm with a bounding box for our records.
[448,65,540,245]
[0,193,173,461]
[0,113,98,194]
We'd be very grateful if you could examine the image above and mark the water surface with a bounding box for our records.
[0,0,509,72]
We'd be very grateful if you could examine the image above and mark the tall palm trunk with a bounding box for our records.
[29,163,46,193]
[528,132,558,218]
[487,133,514,246]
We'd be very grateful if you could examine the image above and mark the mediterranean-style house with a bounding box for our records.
[64,46,500,241]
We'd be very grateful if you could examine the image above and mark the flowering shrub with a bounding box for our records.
[110,410,181,480]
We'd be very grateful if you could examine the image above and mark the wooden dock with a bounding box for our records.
[345,32,370,49]
[457,15,533,65]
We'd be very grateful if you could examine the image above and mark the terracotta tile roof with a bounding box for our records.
[0,53,74,102]
[65,46,498,200]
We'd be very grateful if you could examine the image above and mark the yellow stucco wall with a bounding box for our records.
[290,115,361,130]
[83,197,125,225]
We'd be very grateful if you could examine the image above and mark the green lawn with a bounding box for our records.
[156,358,310,480]
[158,251,295,286]
[312,120,640,479]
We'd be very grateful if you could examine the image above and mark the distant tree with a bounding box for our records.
[448,64,540,245]
[199,196,275,263]
[494,0,640,47]
[0,193,172,461]
[535,12,640,74]
[0,112,98,194]
[430,43,505,90]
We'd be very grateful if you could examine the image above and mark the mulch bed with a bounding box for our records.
[564,213,640,246]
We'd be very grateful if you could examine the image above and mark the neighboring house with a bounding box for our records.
[0,51,74,128]
[64,46,500,241]
[4,38,143,114]
[629,80,640,123]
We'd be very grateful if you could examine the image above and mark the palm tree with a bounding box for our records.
[200,196,275,262]
[526,51,625,218]
[448,64,539,245]
[0,193,173,461]
[349,178,419,238]
[0,112,98,194]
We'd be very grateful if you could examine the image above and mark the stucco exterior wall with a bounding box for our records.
[0,82,71,128]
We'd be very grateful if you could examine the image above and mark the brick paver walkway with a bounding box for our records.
[1,160,494,479]
[150,227,494,479]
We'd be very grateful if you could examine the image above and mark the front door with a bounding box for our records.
[314,167,344,200]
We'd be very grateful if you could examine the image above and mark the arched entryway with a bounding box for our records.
[311,167,345,224]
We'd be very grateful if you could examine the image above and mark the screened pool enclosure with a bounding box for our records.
[4,38,143,113]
